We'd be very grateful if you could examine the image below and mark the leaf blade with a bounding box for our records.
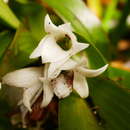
[0,0,20,29]
[59,93,103,130]
[88,78,130,130]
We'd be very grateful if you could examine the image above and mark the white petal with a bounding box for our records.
[41,80,54,107]
[58,23,76,40]
[71,41,89,55]
[53,74,72,99]
[2,67,43,88]
[41,64,54,107]
[48,58,68,79]
[20,87,43,126]
[77,64,108,77]
[61,59,77,70]
[23,83,42,111]
[61,58,87,70]
[30,36,48,59]
[48,58,87,79]
[73,71,89,98]
[31,87,43,106]
[44,14,58,33]
[20,105,28,127]
[59,23,72,32]
[40,36,68,63]
[31,35,70,63]
[44,15,74,40]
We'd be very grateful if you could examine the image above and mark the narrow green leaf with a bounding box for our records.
[0,6,46,77]
[44,0,109,68]
[88,78,130,130]
[110,0,130,44]
[102,0,118,32]
[59,93,102,130]
[15,0,29,4]
[27,6,47,41]
[10,2,47,41]
[0,31,14,61]
[0,0,20,29]
[0,25,37,77]
[108,66,130,89]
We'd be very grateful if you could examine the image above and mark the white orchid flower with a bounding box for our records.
[1,65,72,112]
[2,65,56,111]
[2,67,43,112]
[1,13,108,120]
[30,14,89,72]
[48,58,108,98]
[2,61,108,113]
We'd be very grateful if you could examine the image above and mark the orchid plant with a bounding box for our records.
[2,15,108,117]
[0,0,130,130]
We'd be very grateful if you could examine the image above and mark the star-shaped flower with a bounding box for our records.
[30,14,89,73]
[47,58,108,99]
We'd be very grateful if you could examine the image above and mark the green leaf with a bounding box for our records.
[108,66,130,89]
[59,93,102,130]
[0,99,15,130]
[88,78,130,130]
[0,25,37,77]
[27,5,47,41]
[15,0,29,4]
[110,0,130,45]
[0,97,25,130]
[0,31,14,61]
[0,0,20,29]
[10,2,47,41]
[44,0,109,68]
[0,5,46,77]
[102,0,118,32]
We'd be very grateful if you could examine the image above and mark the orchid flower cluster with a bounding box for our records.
[2,15,108,113]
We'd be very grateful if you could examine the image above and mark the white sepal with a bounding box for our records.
[41,80,54,107]
[41,64,54,107]
[2,67,42,88]
[44,15,73,40]
[73,71,89,98]
[77,64,108,77]
[29,36,48,59]
[30,35,69,63]
[44,14,58,34]
[23,83,42,112]
[71,41,89,56]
